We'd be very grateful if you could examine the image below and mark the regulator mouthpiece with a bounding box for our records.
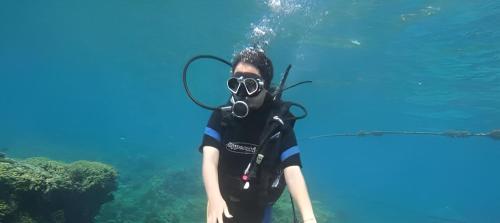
[232,101,250,118]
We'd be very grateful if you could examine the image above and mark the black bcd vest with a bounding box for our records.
[218,100,297,206]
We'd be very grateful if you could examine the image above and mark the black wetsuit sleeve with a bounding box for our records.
[199,110,223,153]
[279,129,302,168]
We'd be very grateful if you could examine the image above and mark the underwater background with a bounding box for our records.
[1,0,499,222]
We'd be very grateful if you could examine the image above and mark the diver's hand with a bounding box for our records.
[207,197,232,223]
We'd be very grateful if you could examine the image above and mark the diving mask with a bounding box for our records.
[227,72,264,97]
[228,72,268,118]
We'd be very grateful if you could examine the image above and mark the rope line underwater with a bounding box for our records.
[307,129,500,140]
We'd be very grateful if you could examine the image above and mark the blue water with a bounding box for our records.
[1,0,499,222]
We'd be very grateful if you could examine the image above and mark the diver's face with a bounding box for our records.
[233,62,261,77]
[229,62,268,117]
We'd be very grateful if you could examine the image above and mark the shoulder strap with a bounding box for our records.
[259,100,296,142]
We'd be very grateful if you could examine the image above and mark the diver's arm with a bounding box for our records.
[202,146,222,201]
[284,165,316,223]
[202,146,232,223]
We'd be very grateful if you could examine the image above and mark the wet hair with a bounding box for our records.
[232,48,274,89]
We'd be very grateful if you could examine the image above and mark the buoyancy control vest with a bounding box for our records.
[218,99,298,206]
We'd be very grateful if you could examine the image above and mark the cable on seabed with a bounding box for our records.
[307,129,500,140]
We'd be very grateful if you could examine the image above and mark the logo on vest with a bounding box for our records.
[225,142,257,154]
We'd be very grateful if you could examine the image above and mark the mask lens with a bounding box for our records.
[227,77,240,93]
[244,78,259,95]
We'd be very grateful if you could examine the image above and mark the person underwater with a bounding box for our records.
[184,48,317,223]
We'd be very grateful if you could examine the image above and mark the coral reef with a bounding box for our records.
[96,167,334,223]
[96,168,205,223]
[0,157,118,223]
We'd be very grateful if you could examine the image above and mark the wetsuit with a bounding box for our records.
[200,102,302,223]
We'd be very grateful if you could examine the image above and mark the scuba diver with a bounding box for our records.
[185,48,316,223]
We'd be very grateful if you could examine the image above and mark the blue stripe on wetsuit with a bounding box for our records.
[280,145,300,161]
[262,205,272,223]
[204,127,221,142]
